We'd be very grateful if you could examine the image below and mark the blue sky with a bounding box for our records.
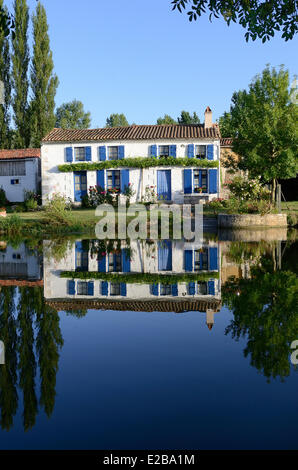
[7,0,298,127]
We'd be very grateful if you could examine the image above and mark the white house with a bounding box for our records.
[43,239,221,329]
[41,107,220,205]
[0,241,42,284]
[0,149,41,203]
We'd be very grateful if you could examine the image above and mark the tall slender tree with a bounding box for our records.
[30,1,58,147]
[12,0,30,148]
[0,1,11,149]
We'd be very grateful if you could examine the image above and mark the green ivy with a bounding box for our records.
[60,271,219,284]
[58,157,219,172]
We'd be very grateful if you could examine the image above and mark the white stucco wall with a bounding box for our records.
[41,139,220,204]
[0,158,40,203]
[0,242,42,280]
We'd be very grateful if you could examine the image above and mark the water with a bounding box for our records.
[0,229,297,449]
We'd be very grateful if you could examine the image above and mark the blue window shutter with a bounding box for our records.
[97,170,105,189]
[85,146,92,161]
[152,284,159,296]
[187,144,194,158]
[172,284,178,296]
[120,283,127,297]
[98,255,106,273]
[208,280,215,296]
[150,145,157,157]
[170,145,176,158]
[122,249,131,273]
[101,281,108,296]
[99,146,106,161]
[87,282,94,296]
[120,169,129,193]
[207,145,214,160]
[184,169,192,194]
[184,250,193,272]
[68,280,75,295]
[118,145,125,160]
[209,169,218,194]
[188,282,195,295]
[66,147,73,162]
[209,247,218,270]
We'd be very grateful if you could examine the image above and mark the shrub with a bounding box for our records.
[0,188,7,206]
[141,185,158,204]
[0,214,23,234]
[82,186,115,208]
[227,175,271,202]
[44,193,74,226]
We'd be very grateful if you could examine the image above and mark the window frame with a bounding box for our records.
[108,146,119,161]
[74,147,87,162]
[159,145,170,158]
[195,144,207,159]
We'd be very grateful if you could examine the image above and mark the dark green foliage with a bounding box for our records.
[12,0,30,148]
[58,156,219,172]
[106,113,129,127]
[177,110,200,124]
[157,114,177,125]
[60,271,219,284]
[172,0,298,42]
[217,111,234,138]
[55,99,91,129]
[0,5,14,37]
[30,2,58,147]
[0,1,11,149]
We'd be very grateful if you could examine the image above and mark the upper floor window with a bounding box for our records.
[77,281,88,295]
[110,282,121,296]
[195,145,207,159]
[108,146,119,160]
[159,145,169,157]
[160,284,172,296]
[0,161,26,176]
[74,147,86,161]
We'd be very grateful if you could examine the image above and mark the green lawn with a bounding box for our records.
[281,201,298,213]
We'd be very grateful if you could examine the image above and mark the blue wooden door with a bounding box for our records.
[157,170,171,201]
[74,171,87,202]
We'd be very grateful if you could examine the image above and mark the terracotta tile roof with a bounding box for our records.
[0,280,43,287]
[220,138,233,147]
[42,124,221,143]
[0,148,40,160]
[46,298,222,313]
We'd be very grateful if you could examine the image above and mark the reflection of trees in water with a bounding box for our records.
[0,287,63,431]
[223,254,298,382]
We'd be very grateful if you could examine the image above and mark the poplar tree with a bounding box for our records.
[12,0,30,148]
[30,1,58,147]
[0,1,11,149]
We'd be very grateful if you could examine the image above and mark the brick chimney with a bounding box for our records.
[204,106,212,129]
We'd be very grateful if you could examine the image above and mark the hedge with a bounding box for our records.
[58,157,219,172]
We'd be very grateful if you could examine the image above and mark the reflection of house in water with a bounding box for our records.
[44,240,222,330]
[0,241,43,287]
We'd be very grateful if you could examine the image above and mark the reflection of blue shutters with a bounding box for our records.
[184,250,193,272]
[101,281,108,296]
[88,282,94,296]
[66,147,73,162]
[188,282,195,295]
[152,284,159,296]
[86,146,92,161]
[207,145,214,160]
[209,169,218,194]
[120,283,127,296]
[151,145,157,157]
[172,284,178,296]
[68,280,75,295]
[208,280,215,296]
[187,144,194,158]
[99,146,106,161]
[97,170,105,189]
[122,249,131,273]
[158,241,172,271]
[209,247,218,270]
[184,169,192,194]
[170,145,176,158]
[118,146,125,160]
[98,255,106,272]
[120,169,129,193]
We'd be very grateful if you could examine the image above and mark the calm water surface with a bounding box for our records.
[0,231,297,449]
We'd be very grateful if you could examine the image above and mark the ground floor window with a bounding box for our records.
[194,248,209,271]
[107,170,121,191]
[193,169,208,193]
[108,253,122,272]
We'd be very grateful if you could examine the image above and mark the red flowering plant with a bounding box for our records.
[82,185,114,207]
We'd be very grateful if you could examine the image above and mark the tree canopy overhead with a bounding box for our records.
[106,113,129,127]
[55,100,91,129]
[172,0,298,42]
